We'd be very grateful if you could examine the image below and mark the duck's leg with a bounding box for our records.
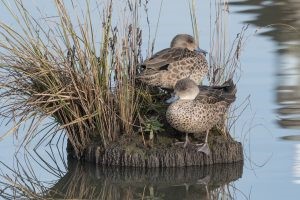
[183,133,190,148]
[220,115,228,136]
[197,130,211,155]
[196,175,210,199]
[174,133,190,148]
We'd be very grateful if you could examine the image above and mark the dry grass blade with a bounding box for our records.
[189,0,200,46]
[0,0,144,158]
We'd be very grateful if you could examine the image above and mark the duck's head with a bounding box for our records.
[166,78,199,103]
[170,34,197,51]
[170,34,207,55]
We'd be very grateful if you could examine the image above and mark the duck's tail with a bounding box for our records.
[217,78,237,104]
[222,79,236,93]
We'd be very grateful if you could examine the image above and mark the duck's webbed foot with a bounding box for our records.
[196,143,211,155]
[196,130,211,156]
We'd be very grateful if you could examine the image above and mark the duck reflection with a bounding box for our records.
[231,0,300,129]
[47,159,243,199]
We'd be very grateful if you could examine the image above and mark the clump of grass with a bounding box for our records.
[0,0,144,157]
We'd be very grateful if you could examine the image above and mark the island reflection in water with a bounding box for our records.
[0,150,243,200]
[0,147,243,200]
[48,159,243,199]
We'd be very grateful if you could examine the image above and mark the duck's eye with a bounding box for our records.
[187,38,194,43]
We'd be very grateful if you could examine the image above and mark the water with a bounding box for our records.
[1,0,300,199]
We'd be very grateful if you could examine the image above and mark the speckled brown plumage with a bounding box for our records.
[137,34,208,89]
[166,78,236,155]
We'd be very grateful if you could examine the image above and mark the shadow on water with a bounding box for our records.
[47,159,244,199]
[231,0,300,137]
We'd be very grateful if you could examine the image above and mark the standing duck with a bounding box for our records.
[165,78,236,155]
[137,34,208,89]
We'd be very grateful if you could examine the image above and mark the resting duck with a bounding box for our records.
[165,78,236,155]
[137,34,208,89]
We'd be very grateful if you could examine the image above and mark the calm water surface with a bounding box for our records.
[1,0,300,199]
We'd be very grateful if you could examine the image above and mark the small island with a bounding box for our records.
[67,133,243,167]
[0,0,243,168]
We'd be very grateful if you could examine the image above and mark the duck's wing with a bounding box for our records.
[141,48,199,71]
[195,88,223,104]
[196,80,236,104]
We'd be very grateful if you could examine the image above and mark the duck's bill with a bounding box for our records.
[165,95,180,104]
[196,47,207,56]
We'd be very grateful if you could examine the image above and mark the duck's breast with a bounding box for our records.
[166,101,226,134]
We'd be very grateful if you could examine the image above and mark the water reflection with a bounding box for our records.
[293,144,300,184]
[231,0,300,129]
[48,159,243,199]
[231,0,300,188]
[0,150,244,199]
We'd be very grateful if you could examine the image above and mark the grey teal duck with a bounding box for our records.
[137,34,208,89]
[165,78,236,155]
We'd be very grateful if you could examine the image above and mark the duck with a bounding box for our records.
[165,78,236,155]
[137,34,208,89]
